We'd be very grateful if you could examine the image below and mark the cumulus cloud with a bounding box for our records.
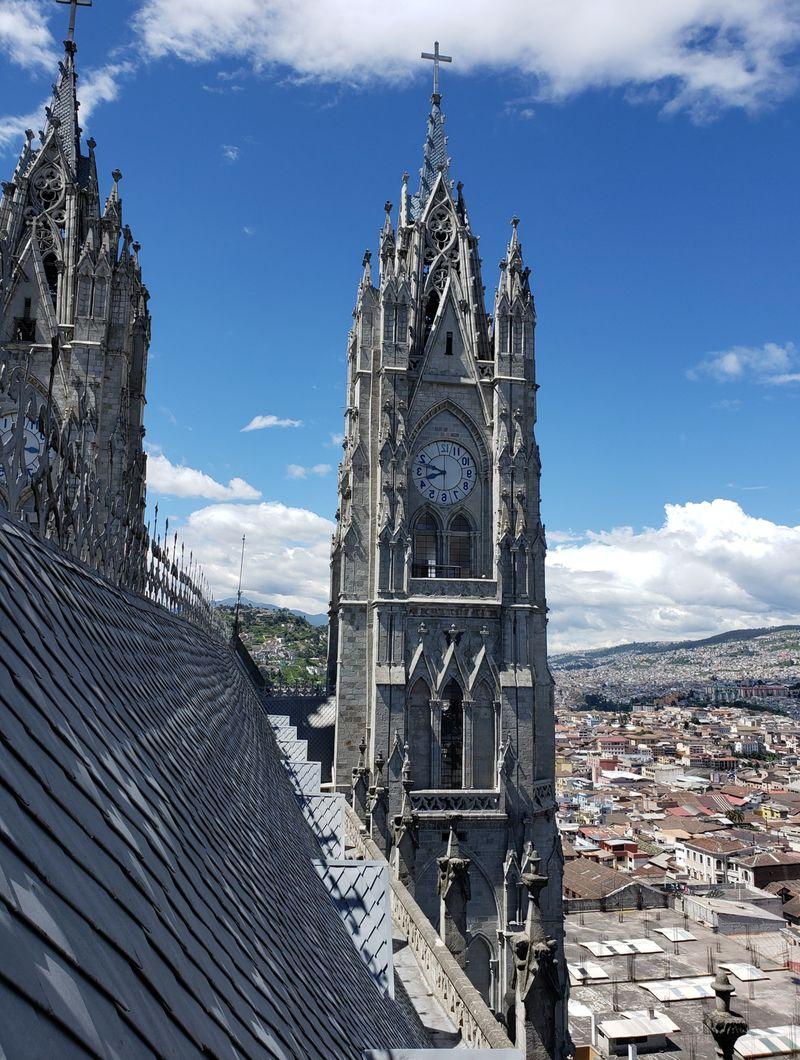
[221,143,240,162]
[175,494,800,649]
[286,463,332,479]
[0,0,57,69]
[547,499,800,651]
[179,500,334,613]
[688,341,799,385]
[241,414,302,430]
[146,451,261,500]
[132,0,800,117]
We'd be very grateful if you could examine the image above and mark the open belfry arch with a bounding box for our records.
[328,42,569,1055]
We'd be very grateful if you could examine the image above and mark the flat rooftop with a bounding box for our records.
[567,907,800,1059]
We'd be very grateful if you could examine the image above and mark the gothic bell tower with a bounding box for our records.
[328,47,568,1051]
[0,4,150,512]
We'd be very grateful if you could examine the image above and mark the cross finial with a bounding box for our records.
[421,41,452,99]
[57,0,93,44]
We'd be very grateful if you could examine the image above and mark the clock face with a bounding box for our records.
[0,411,46,482]
[412,440,476,506]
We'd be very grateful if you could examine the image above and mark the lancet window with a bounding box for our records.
[441,678,464,789]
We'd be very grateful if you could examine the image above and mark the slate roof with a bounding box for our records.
[0,518,428,1058]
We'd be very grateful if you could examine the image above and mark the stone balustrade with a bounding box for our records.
[408,577,499,600]
[343,804,515,1052]
[410,789,503,813]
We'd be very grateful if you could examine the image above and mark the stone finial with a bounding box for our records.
[437,817,471,968]
[704,971,748,1060]
[374,749,385,782]
[384,200,392,215]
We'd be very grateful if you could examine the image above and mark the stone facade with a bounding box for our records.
[328,79,568,1053]
[0,37,149,508]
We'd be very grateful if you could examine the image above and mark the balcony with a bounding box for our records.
[411,562,466,579]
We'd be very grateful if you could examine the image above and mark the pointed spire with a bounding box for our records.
[360,249,372,288]
[500,216,531,301]
[409,91,451,220]
[47,40,81,175]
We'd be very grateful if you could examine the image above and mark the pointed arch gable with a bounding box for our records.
[408,399,489,476]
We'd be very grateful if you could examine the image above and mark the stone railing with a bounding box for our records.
[410,789,502,814]
[531,778,556,815]
[343,804,515,1052]
[409,576,499,600]
[0,360,218,634]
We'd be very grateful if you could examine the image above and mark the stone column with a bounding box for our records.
[392,743,419,894]
[510,848,560,1060]
[437,817,471,969]
[430,698,444,787]
[351,735,370,822]
[703,971,748,1060]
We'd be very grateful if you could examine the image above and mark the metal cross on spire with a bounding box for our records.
[57,0,93,43]
[421,40,452,98]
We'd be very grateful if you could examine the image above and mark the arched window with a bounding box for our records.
[412,511,439,577]
[423,289,439,340]
[407,679,432,788]
[43,255,59,305]
[467,936,493,1007]
[448,513,472,577]
[472,682,496,789]
[441,679,463,789]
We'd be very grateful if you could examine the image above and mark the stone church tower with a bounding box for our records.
[0,25,150,509]
[328,57,569,1053]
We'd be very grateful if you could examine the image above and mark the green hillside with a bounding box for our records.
[217,604,328,686]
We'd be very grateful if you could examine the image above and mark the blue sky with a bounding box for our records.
[2,0,799,646]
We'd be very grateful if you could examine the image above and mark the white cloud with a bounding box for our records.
[286,463,332,479]
[688,341,799,385]
[177,494,800,650]
[79,61,134,116]
[133,0,800,117]
[547,499,800,650]
[242,414,302,430]
[221,143,240,162]
[325,431,345,447]
[179,500,334,612]
[242,225,255,236]
[0,0,57,70]
[146,451,261,500]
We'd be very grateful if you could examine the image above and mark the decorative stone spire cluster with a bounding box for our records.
[0,10,150,517]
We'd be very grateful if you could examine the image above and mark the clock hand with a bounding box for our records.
[426,465,445,478]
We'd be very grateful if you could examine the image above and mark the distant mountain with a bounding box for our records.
[214,599,328,627]
[551,625,800,668]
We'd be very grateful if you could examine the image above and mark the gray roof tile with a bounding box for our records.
[0,518,428,1058]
